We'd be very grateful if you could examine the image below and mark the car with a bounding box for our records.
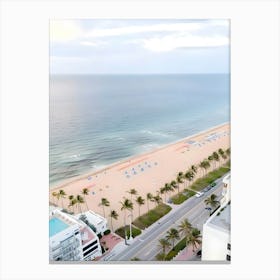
[210,182,216,188]
[195,192,203,198]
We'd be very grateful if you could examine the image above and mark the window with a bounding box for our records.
[84,245,99,257]
[227,243,231,250]
[83,240,98,252]
[226,254,231,261]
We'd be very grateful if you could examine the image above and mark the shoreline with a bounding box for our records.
[50,122,229,191]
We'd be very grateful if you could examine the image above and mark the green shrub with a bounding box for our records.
[115,225,142,239]
[104,229,111,235]
[165,238,187,261]
[171,190,196,204]
[171,193,187,204]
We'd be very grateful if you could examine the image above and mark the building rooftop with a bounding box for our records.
[76,210,106,226]
[223,174,231,184]
[208,204,230,232]
[80,226,96,246]
[49,217,69,237]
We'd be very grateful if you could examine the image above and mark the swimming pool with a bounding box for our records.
[49,217,69,237]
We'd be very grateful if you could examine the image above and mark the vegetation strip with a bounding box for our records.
[165,238,187,260]
[115,225,142,239]
[190,164,230,191]
[132,203,172,230]
[171,190,196,205]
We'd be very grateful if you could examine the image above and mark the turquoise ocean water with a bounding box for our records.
[50,74,230,187]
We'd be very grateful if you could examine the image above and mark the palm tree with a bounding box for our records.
[153,194,162,206]
[218,148,227,164]
[187,228,202,252]
[191,165,197,175]
[127,188,138,201]
[158,238,171,256]
[162,183,170,202]
[226,148,230,156]
[165,183,174,200]
[81,188,89,211]
[58,189,66,209]
[146,193,153,211]
[170,180,178,194]
[199,160,210,177]
[178,219,192,252]
[208,155,214,170]
[135,196,145,217]
[68,195,74,211]
[204,194,220,215]
[76,194,85,213]
[166,228,180,250]
[100,198,110,218]
[51,191,58,204]
[212,151,220,168]
[176,175,183,193]
[218,148,225,157]
[204,160,211,174]
[120,198,133,243]
[185,171,194,188]
[109,210,118,232]
[68,198,77,213]
[160,186,166,201]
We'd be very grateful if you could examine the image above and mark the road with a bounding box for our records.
[108,173,228,261]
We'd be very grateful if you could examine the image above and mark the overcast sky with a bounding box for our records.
[50,19,230,74]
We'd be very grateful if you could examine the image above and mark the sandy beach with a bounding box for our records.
[50,123,230,229]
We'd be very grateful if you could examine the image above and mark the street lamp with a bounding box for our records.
[127,213,133,241]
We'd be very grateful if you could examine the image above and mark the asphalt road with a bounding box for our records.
[109,173,228,261]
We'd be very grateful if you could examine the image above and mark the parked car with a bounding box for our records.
[195,192,203,198]
[210,182,216,188]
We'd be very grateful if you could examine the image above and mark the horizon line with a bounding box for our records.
[50,72,230,76]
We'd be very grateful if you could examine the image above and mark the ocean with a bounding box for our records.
[50,74,230,187]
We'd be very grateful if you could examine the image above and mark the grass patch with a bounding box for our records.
[132,203,172,230]
[191,165,230,192]
[115,225,142,239]
[171,190,196,204]
[165,238,187,261]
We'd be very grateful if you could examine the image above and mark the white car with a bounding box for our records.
[195,192,203,198]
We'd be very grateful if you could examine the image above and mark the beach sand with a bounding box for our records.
[50,123,230,229]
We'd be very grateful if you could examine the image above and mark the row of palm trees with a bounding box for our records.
[157,218,201,260]
[50,147,230,236]
[152,148,230,204]
[51,188,90,213]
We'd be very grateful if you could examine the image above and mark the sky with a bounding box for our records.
[50,19,230,74]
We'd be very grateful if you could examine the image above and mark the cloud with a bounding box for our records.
[142,34,229,52]
[80,40,107,47]
[50,20,83,42]
[85,22,202,38]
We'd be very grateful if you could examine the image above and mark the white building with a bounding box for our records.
[49,209,102,261]
[201,173,231,261]
[75,210,108,236]
[221,173,230,207]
